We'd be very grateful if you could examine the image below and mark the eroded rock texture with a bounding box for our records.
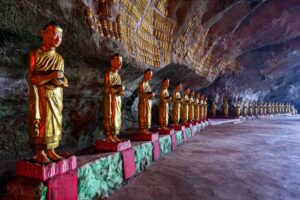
[0,0,299,159]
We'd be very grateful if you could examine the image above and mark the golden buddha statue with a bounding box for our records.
[254,101,258,116]
[194,94,200,121]
[263,103,267,115]
[275,102,279,114]
[248,101,252,116]
[181,88,190,123]
[172,83,182,125]
[204,96,208,120]
[267,103,272,115]
[103,53,125,143]
[158,78,171,129]
[138,69,155,134]
[242,102,247,116]
[188,91,195,122]
[259,102,263,115]
[199,95,204,120]
[271,103,275,114]
[27,21,68,164]
[236,101,241,118]
[211,101,217,118]
[223,101,229,118]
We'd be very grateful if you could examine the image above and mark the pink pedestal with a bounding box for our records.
[47,169,78,200]
[133,132,159,142]
[152,140,160,161]
[158,128,174,135]
[171,134,177,150]
[16,156,77,181]
[95,140,131,152]
[121,148,136,180]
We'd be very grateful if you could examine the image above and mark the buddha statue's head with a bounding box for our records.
[175,83,182,92]
[162,78,169,88]
[42,21,63,49]
[144,69,153,81]
[111,53,123,72]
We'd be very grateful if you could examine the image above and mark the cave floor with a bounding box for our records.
[108,115,300,200]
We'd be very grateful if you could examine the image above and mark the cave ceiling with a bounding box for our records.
[85,0,300,84]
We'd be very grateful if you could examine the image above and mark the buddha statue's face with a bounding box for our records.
[184,89,190,95]
[176,84,182,91]
[42,25,63,48]
[163,79,169,88]
[111,55,122,71]
[144,70,153,81]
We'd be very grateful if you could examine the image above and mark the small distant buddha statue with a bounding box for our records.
[236,101,241,118]
[188,91,195,122]
[27,21,68,164]
[172,83,182,125]
[271,103,275,114]
[199,95,204,121]
[138,69,155,134]
[242,102,247,116]
[267,103,272,115]
[211,101,217,118]
[248,101,253,116]
[181,88,190,123]
[194,94,200,121]
[259,102,263,115]
[158,78,171,130]
[223,100,229,118]
[253,101,258,116]
[275,102,279,114]
[204,96,208,120]
[263,103,267,115]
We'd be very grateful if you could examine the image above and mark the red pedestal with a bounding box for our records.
[16,156,77,181]
[95,140,131,152]
[133,132,159,141]
[121,148,136,180]
[158,128,174,135]
[47,169,78,200]
[171,124,185,131]
[152,140,160,161]
[171,134,177,150]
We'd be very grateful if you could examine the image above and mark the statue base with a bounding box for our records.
[133,132,159,142]
[95,140,132,152]
[171,124,186,131]
[152,140,160,161]
[121,148,136,180]
[158,128,174,135]
[16,155,77,181]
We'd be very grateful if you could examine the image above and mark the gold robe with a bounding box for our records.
[254,104,258,115]
[236,103,240,117]
[248,104,252,115]
[172,91,181,124]
[28,48,65,150]
[181,94,189,123]
[204,101,208,119]
[159,88,169,127]
[223,103,228,117]
[188,97,195,121]
[260,104,263,115]
[264,104,267,115]
[194,99,200,120]
[243,104,247,116]
[200,100,204,120]
[103,70,122,135]
[138,81,152,129]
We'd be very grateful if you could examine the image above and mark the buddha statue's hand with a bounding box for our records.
[50,71,64,79]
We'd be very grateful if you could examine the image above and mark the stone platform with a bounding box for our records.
[2,123,205,199]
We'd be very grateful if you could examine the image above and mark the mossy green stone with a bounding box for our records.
[186,128,192,138]
[134,142,153,174]
[78,153,123,199]
[175,131,184,145]
[159,135,172,155]
[193,126,198,135]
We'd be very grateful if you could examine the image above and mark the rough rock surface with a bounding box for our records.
[0,0,299,161]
